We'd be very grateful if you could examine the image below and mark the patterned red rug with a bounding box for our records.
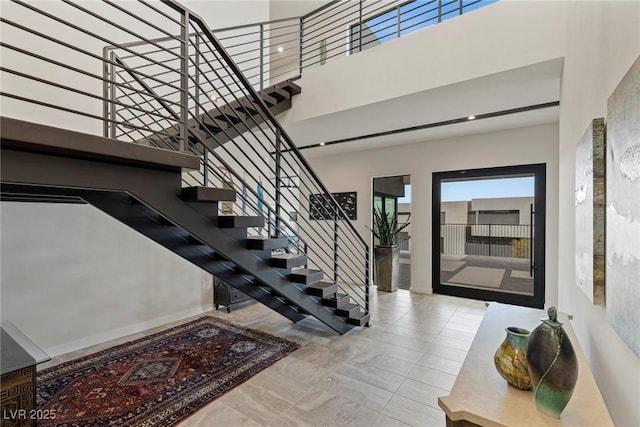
[37,316,299,426]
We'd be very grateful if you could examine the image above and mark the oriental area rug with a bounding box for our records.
[36,317,299,426]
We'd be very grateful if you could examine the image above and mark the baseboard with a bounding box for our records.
[44,304,214,357]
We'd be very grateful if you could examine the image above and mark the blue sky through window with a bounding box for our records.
[361,0,499,46]
[441,176,534,202]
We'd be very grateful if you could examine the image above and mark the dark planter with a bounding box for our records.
[374,245,399,292]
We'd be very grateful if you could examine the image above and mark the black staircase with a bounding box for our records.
[0,0,370,334]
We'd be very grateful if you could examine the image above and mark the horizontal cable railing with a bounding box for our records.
[0,0,370,321]
[213,0,498,92]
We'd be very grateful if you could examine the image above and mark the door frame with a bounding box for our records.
[431,163,546,308]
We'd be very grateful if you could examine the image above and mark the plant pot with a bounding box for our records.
[374,245,399,292]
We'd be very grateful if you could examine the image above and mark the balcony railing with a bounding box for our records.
[213,0,498,93]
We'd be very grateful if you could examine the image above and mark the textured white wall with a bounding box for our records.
[0,202,212,356]
[557,2,640,426]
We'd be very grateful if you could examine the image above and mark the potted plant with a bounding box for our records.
[370,207,410,292]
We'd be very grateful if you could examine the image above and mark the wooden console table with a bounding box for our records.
[438,303,613,426]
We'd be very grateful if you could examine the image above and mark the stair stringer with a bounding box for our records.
[1,147,354,334]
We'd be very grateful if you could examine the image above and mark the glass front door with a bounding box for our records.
[432,164,546,308]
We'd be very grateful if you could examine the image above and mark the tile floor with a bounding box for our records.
[42,290,487,426]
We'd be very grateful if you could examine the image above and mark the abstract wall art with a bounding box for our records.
[575,118,606,305]
[606,54,640,357]
[310,192,357,220]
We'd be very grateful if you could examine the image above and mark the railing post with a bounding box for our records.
[203,151,209,186]
[365,244,370,325]
[488,223,492,257]
[102,47,110,138]
[275,128,282,236]
[459,0,464,15]
[396,5,401,38]
[299,17,304,73]
[179,9,189,152]
[438,0,442,23]
[108,51,117,139]
[259,24,265,91]
[334,206,339,283]
[194,34,200,118]
[358,0,363,53]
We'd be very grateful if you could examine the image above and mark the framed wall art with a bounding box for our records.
[605,55,640,357]
[575,118,606,305]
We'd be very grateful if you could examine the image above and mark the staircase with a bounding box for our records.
[0,1,370,334]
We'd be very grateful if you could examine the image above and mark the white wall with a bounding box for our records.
[471,197,534,225]
[0,203,212,357]
[558,2,640,426]
[441,201,469,225]
[282,0,567,124]
[309,122,559,303]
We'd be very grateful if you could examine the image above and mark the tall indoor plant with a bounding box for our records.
[370,207,410,292]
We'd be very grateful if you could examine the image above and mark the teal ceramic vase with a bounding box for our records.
[494,327,532,390]
[526,307,579,418]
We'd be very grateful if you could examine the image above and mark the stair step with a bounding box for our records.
[322,293,350,309]
[213,105,247,124]
[217,215,264,228]
[335,303,359,317]
[270,253,307,269]
[263,86,290,102]
[201,114,229,133]
[289,268,323,284]
[232,98,261,115]
[180,186,236,202]
[260,92,278,107]
[277,81,302,96]
[246,236,288,250]
[347,310,370,326]
[306,281,338,298]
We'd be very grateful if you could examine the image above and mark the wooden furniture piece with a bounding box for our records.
[213,276,252,312]
[1,321,50,427]
[438,303,614,427]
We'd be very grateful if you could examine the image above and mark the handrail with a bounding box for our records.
[213,0,498,92]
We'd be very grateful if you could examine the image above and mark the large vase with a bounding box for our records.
[374,245,399,292]
[526,307,579,418]
[494,327,532,390]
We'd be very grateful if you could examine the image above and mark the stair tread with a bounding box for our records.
[246,236,288,250]
[347,311,370,326]
[270,253,307,269]
[218,215,264,228]
[271,253,304,260]
[276,81,302,95]
[181,186,236,202]
[306,281,338,298]
[289,268,323,284]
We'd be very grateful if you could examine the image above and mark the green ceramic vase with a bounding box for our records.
[526,307,579,418]
[494,327,532,390]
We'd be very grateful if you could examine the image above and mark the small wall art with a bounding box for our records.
[310,191,357,220]
[575,118,606,305]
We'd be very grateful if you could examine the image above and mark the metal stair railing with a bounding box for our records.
[213,0,498,93]
[0,0,370,319]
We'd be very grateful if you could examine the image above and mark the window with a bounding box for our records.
[350,0,499,54]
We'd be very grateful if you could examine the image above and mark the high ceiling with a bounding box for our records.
[280,58,563,158]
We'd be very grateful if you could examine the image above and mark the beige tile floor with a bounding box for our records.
[41,290,487,426]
